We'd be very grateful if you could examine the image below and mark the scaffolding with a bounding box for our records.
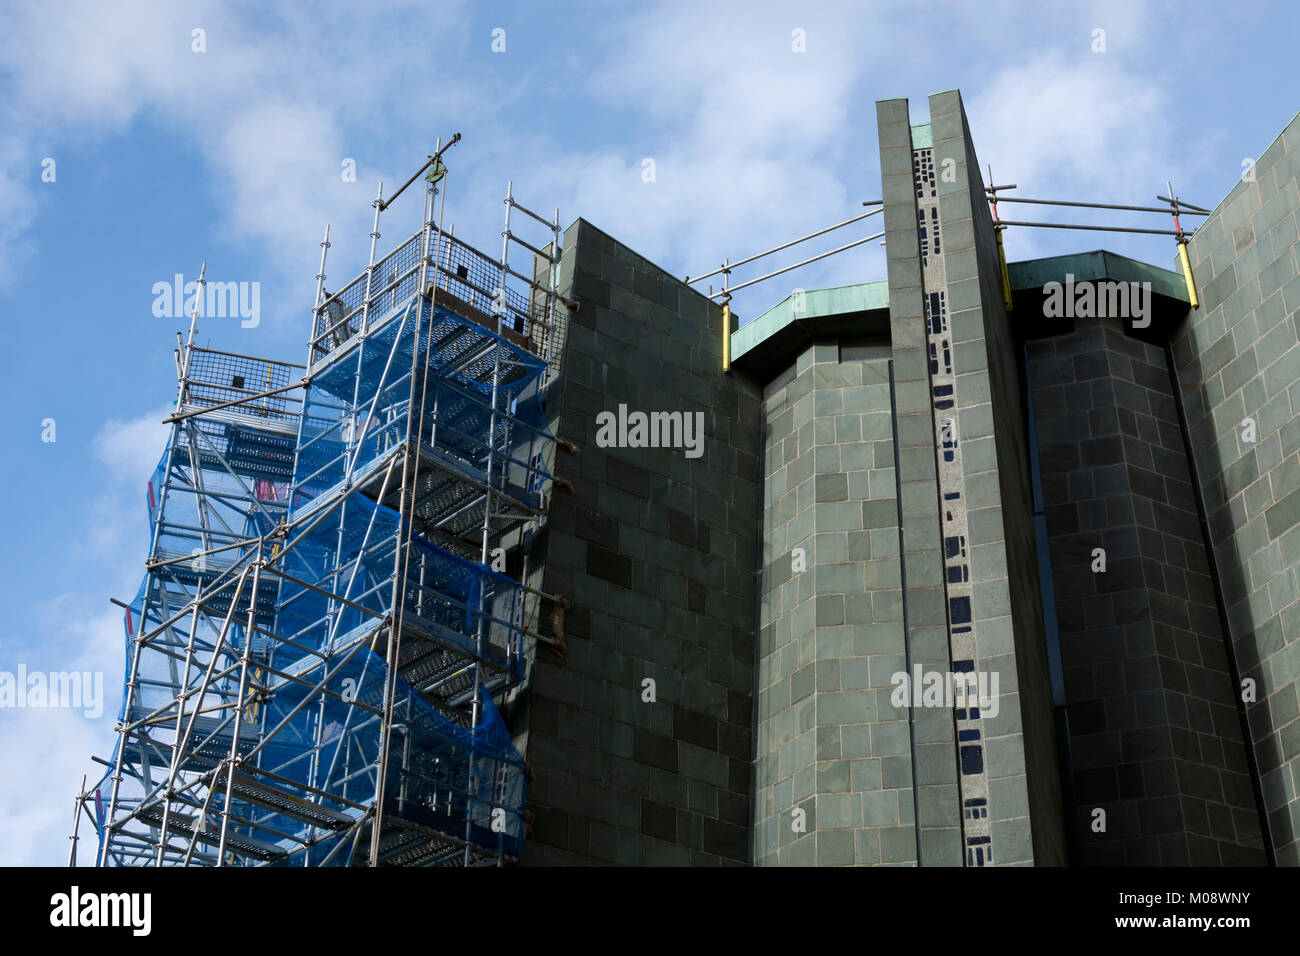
[684,203,886,371]
[77,142,567,867]
[985,173,1210,309]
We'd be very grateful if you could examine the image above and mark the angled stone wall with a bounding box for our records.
[1172,111,1300,863]
[521,220,762,865]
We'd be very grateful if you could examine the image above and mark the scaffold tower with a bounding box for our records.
[79,139,568,866]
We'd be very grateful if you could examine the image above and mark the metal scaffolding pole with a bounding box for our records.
[88,140,556,868]
[711,230,886,298]
[216,557,262,865]
[687,206,884,284]
[361,182,384,337]
[995,220,1182,236]
[985,194,1210,216]
[371,136,454,864]
[154,601,205,865]
[99,281,205,865]
[68,775,87,867]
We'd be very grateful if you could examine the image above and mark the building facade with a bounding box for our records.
[84,90,1300,867]
[518,91,1300,866]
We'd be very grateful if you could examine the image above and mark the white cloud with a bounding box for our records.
[0,137,40,285]
[0,0,476,296]
[967,55,1169,195]
[0,407,169,864]
[79,407,172,570]
[0,0,890,319]
[92,407,172,487]
[0,705,110,866]
[965,52,1176,261]
[0,589,126,866]
[521,0,887,319]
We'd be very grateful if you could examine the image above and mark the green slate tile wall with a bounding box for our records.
[521,220,762,865]
[1172,111,1300,864]
[753,343,917,866]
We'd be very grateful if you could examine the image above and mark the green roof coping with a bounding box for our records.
[732,249,1190,359]
[731,279,889,360]
[1006,250,1189,302]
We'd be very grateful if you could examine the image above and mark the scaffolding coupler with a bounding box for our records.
[380,133,461,213]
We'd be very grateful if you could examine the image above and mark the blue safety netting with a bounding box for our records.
[273,493,525,676]
[293,297,552,514]
[99,515,527,864]
[144,432,291,591]
[94,313,537,863]
[98,593,526,866]
[237,647,525,864]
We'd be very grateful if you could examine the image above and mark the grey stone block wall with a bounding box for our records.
[927,90,1067,866]
[1172,110,1300,864]
[753,342,915,866]
[873,92,1065,867]
[1028,320,1265,865]
[878,97,961,864]
[520,219,762,865]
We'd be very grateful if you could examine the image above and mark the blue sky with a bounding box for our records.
[0,0,1296,866]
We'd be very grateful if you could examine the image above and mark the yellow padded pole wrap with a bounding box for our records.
[995,229,1013,312]
[722,302,732,372]
[1178,241,1199,309]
